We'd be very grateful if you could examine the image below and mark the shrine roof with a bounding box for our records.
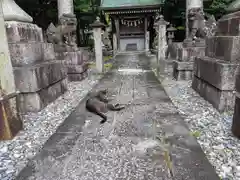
[100,0,164,10]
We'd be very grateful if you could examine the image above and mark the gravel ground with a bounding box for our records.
[0,70,102,180]
[160,76,240,180]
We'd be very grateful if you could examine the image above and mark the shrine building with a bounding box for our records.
[100,0,165,52]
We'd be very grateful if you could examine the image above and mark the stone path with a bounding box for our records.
[15,53,219,180]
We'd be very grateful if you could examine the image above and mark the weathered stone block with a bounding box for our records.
[166,42,183,60]
[56,51,83,65]
[14,62,67,92]
[5,21,43,43]
[173,61,193,80]
[67,63,88,74]
[159,59,173,75]
[194,57,238,91]
[68,71,88,82]
[173,61,193,71]
[192,76,235,112]
[9,42,43,66]
[232,95,240,138]
[9,42,56,66]
[177,48,188,61]
[217,11,240,36]
[18,78,68,113]
[173,70,193,81]
[42,43,55,61]
[53,45,75,53]
[205,36,240,62]
[178,47,205,62]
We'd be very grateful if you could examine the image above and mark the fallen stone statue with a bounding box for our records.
[85,89,125,124]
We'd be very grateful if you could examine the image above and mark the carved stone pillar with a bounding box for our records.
[57,0,74,18]
[186,0,203,38]
[91,17,105,73]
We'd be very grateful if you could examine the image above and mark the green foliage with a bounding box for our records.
[176,26,185,30]
[190,130,201,138]
[74,0,101,14]
[74,0,92,12]
[15,0,58,29]
[209,0,235,19]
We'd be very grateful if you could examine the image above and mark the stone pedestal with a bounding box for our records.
[173,46,205,80]
[55,47,89,81]
[48,0,89,82]
[3,0,68,113]
[192,11,240,112]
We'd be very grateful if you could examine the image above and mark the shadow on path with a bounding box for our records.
[15,53,220,180]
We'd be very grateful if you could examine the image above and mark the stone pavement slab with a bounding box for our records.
[15,53,219,180]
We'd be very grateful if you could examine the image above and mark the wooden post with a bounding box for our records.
[0,1,22,140]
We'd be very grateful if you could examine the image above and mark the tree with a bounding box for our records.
[207,0,234,19]
[15,0,58,29]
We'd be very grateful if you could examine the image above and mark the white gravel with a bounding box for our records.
[161,76,240,180]
[0,71,102,180]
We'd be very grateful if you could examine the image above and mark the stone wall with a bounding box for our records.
[5,21,68,113]
[192,11,240,112]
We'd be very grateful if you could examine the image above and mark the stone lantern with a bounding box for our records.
[156,15,168,63]
[167,24,176,45]
[90,17,106,73]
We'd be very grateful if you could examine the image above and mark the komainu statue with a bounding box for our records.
[46,13,78,49]
[185,8,206,46]
[184,8,216,47]
[46,23,63,45]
